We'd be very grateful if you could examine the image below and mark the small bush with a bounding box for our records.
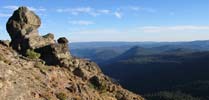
[26,49,41,59]
[89,76,107,93]
[89,81,107,93]
[34,62,50,75]
[56,92,67,100]
[0,54,4,61]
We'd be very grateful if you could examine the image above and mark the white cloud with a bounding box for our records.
[0,13,11,17]
[69,25,209,42]
[125,6,157,13]
[70,25,209,35]
[97,9,110,14]
[57,7,92,15]
[3,5,46,12]
[71,29,121,35]
[56,6,156,19]
[57,7,112,17]
[129,6,140,11]
[138,25,209,33]
[37,8,46,11]
[114,11,122,19]
[68,20,94,25]
[3,5,18,10]
[28,7,46,12]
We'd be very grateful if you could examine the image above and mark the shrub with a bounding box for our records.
[34,62,50,75]
[89,76,107,93]
[56,92,67,100]
[26,49,41,59]
[145,91,202,100]
[0,54,3,61]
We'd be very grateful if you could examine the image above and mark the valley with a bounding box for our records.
[71,41,209,100]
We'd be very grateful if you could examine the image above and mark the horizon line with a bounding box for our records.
[70,39,209,43]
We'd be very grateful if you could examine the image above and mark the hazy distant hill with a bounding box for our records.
[71,46,130,63]
[71,40,209,63]
[71,41,209,100]
[102,50,209,99]
[71,40,209,50]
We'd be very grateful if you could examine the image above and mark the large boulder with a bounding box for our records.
[35,37,71,66]
[58,37,69,44]
[28,33,55,49]
[6,6,42,52]
[6,6,41,40]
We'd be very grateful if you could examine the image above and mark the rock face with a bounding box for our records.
[6,7,41,40]
[6,6,70,66]
[6,7,54,51]
[6,7,43,52]
[1,6,145,100]
[36,39,71,66]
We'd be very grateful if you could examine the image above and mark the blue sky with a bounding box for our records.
[0,0,209,42]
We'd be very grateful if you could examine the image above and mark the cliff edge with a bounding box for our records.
[0,6,144,100]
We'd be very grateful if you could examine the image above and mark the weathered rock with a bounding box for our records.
[6,6,40,52]
[73,67,88,80]
[0,40,10,47]
[6,6,41,40]
[89,76,102,89]
[35,42,71,66]
[58,37,68,44]
[1,6,144,100]
[43,33,54,39]
[28,33,55,49]
[6,7,71,66]
[0,43,145,100]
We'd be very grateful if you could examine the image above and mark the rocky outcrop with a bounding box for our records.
[1,6,144,100]
[6,6,71,66]
[6,7,42,51]
[6,7,41,40]
[36,38,71,66]
[0,40,10,47]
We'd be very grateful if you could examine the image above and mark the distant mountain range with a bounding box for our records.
[70,40,209,63]
[71,40,209,100]
[70,40,209,50]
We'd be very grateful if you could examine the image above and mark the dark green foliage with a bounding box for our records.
[56,92,67,100]
[101,48,209,100]
[26,49,41,59]
[146,91,201,100]
[0,54,3,61]
[89,76,107,92]
[71,41,209,99]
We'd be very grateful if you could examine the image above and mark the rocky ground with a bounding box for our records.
[0,6,144,100]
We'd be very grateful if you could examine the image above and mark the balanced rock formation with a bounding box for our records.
[0,6,144,100]
[6,7,41,40]
[6,6,71,66]
[6,7,55,53]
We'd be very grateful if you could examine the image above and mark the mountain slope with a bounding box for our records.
[0,43,144,100]
[71,47,126,63]
[0,6,144,100]
[102,50,209,99]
